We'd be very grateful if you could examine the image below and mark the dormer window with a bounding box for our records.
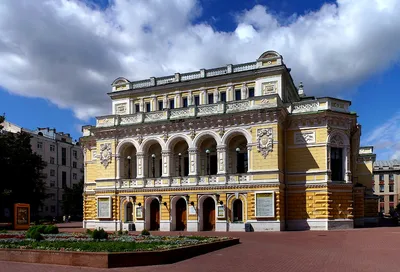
[248,87,255,97]
[182,97,188,108]
[235,89,241,101]
[208,93,214,104]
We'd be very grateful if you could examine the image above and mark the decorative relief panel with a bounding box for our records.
[294,131,316,144]
[256,128,273,158]
[115,103,127,115]
[99,143,112,168]
[120,114,141,125]
[292,102,319,113]
[262,81,277,95]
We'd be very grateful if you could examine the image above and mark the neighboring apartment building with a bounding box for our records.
[1,121,84,218]
[81,50,376,232]
[373,160,400,214]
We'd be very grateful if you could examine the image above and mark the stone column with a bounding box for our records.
[163,95,168,109]
[188,91,193,106]
[151,95,156,111]
[161,150,171,177]
[247,145,253,172]
[136,152,145,178]
[116,155,121,179]
[139,98,144,112]
[227,84,234,101]
[241,83,248,100]
[175,92,181,108]
[217,145,227,174]
[201,88,207,105]
[188,148,198,176]
[345,146,351,183]
[214,89,219,103]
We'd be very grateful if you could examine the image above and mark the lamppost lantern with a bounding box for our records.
[151,154,156,177]
[205,149,210,175]
[236,148,240,174]
[151,154,156,158]
[127,156,131,160]
[205,149,210,154]
[127,156,132,178]
[236,147,240,153]
[178,153,182,177]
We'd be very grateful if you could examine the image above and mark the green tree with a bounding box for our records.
[0,116,47,222]
[61,179,83,218]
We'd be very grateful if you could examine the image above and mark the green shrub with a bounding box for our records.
[30,231,44,241]
[91,228,108,240]
[0,229,7,233]
[141,229,150,236]
[44,225,59,234]
[86,229,93,235]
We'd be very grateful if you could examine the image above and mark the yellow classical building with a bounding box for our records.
[81,50,377,232]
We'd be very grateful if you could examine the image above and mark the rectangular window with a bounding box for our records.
[389,195,394,202]
[182,97,188,108]
[330,147,343,181]
[389,174,394,181]
[379,196,384,202]
[220,92,226,102]
[389,184,394,192]
[379,174,384,181]
[169,99,175,109]
[61,147,66,166]
[73,173,77,180]
[380,185,384,192]
[248,87,255,97]
[50,145,55,152]
[158,100,163,111]
[73,150,77,159]
[73,161,77,168]
[208,93,214,104]
[50,180,55,188]
[50,169,55,176]
[62,171,67,189]
[194,96,200,106]
[51,206,55,213]
[50,157,55,164]
[37,142,43,149]
[145,102,151,112]
[135,104,140,113]
[235,89,241,101]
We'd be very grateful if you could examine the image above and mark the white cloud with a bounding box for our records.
[0,0,400,122]
[364,112,400,160]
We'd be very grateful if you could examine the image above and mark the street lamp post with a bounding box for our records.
[235,148,240,173]
[178,153,182,177]
[127,156,131,178]
[151,154,156,178]
[206,149,210,175]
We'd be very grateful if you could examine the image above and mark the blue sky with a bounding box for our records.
[1,0,400,159]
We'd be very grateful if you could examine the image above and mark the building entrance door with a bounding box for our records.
[202,197,215,231]
[175,198,187,231]
[150,199,160,231]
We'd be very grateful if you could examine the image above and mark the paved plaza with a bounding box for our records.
[1,225,399,272]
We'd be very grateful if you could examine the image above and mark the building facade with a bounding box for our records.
[373,160,400,214]
[81,50,377,232]
[1,122,84,218]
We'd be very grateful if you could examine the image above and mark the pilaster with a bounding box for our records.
[217,145,227,174]
[136,152,145,178]
[188,148,198,176]
[162,150,171,177]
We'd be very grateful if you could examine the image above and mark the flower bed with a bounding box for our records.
[0,232,230,252]
[0,231,239,268]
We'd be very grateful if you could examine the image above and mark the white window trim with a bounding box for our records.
[254,191,275,218]
[97,196,112,219]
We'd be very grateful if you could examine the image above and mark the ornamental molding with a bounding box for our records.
[115,103,127,115]
[262,81,278,95]
[256,128,273,158]
[294,131,316,144]
[99,143,112,168]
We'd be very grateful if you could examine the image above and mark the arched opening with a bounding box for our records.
[126,202,133,222]
[226,134,248,174]
[171,139,189,177]
[120,143,137,179]
[146,198,160,231]
[144,141,162,178]
[198,137,218,175]
[232,199,243,222]
[202,197,215,231]
[175,198,187,231]
[328,133,349,182]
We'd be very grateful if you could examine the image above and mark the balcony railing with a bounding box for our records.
[104,174,252,190]
[95,94,282,128]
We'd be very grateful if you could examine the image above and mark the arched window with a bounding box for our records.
[232,199,243,222]
[328,133,349,182]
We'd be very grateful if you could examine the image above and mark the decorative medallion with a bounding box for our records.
[262,81,277,95]
[115,103,127,115]
[256,128,273,158]
[99,143,112,168]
